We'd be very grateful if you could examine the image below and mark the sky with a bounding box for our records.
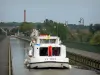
[0,0,100,25]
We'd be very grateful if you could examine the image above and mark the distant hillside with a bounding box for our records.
[67,24,90,34]
[67,24,89,30]
[0,22,89,31]
[0,22,21,27]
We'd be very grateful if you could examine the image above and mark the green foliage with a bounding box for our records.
[0,29,2,34]
[19,22,35,36]
[94,24,100,32]
[36,24,42,30]
[10,28,18,35]
[83,33,92,42]
[89,24,95,34]
[0,22,20,27]
[89,24,100,45]
[19,22,34,33]
[68,24,89,30]
[90,31,100,45]
[58,23,68,41]
[39,19,69,41]
[89,24,100,34]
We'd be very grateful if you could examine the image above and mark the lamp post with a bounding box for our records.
[78,17,84,42]
[79,17,84,26]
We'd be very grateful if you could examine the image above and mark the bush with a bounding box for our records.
[90,31,100,45]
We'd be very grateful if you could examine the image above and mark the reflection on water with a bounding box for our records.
[10,38,99,75]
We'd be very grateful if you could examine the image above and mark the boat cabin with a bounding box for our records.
[29,35,66,58]
[25,35,71,69]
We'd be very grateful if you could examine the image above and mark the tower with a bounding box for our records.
[24,10,26,22]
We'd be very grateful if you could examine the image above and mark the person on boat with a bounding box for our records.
[30,39,36,47]
[53,49,57,56]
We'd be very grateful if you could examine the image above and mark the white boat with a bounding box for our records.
[24,34,71,69]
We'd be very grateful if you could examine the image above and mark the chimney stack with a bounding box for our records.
[24,10,26,22]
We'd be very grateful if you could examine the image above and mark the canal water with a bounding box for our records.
[10,37,99,75]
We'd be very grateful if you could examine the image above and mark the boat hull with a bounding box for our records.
[29,62,71,69]
[24,59,71,69]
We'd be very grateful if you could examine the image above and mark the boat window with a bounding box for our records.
[50,39,56,43]
[39,47,60,56]
[40,39,49,43]
[40,47,48,56]
[52,47,60,56]
[40,39,56,44]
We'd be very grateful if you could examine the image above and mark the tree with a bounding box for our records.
[89,24,95,34]
[0,29,2,34]
[10,28,18,35]
[36,24,42,30]
[57,23,68,41]
[94,24,100,32]
[90,31,100,45]
[19,22,34,33]
[19,22,34,36]
[89,24,100,33]
[40,19,69,42]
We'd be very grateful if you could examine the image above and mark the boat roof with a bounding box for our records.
[37,35,59,39]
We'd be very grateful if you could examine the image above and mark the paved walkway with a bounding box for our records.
[0,37,9,75]
[66,47,100,61]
